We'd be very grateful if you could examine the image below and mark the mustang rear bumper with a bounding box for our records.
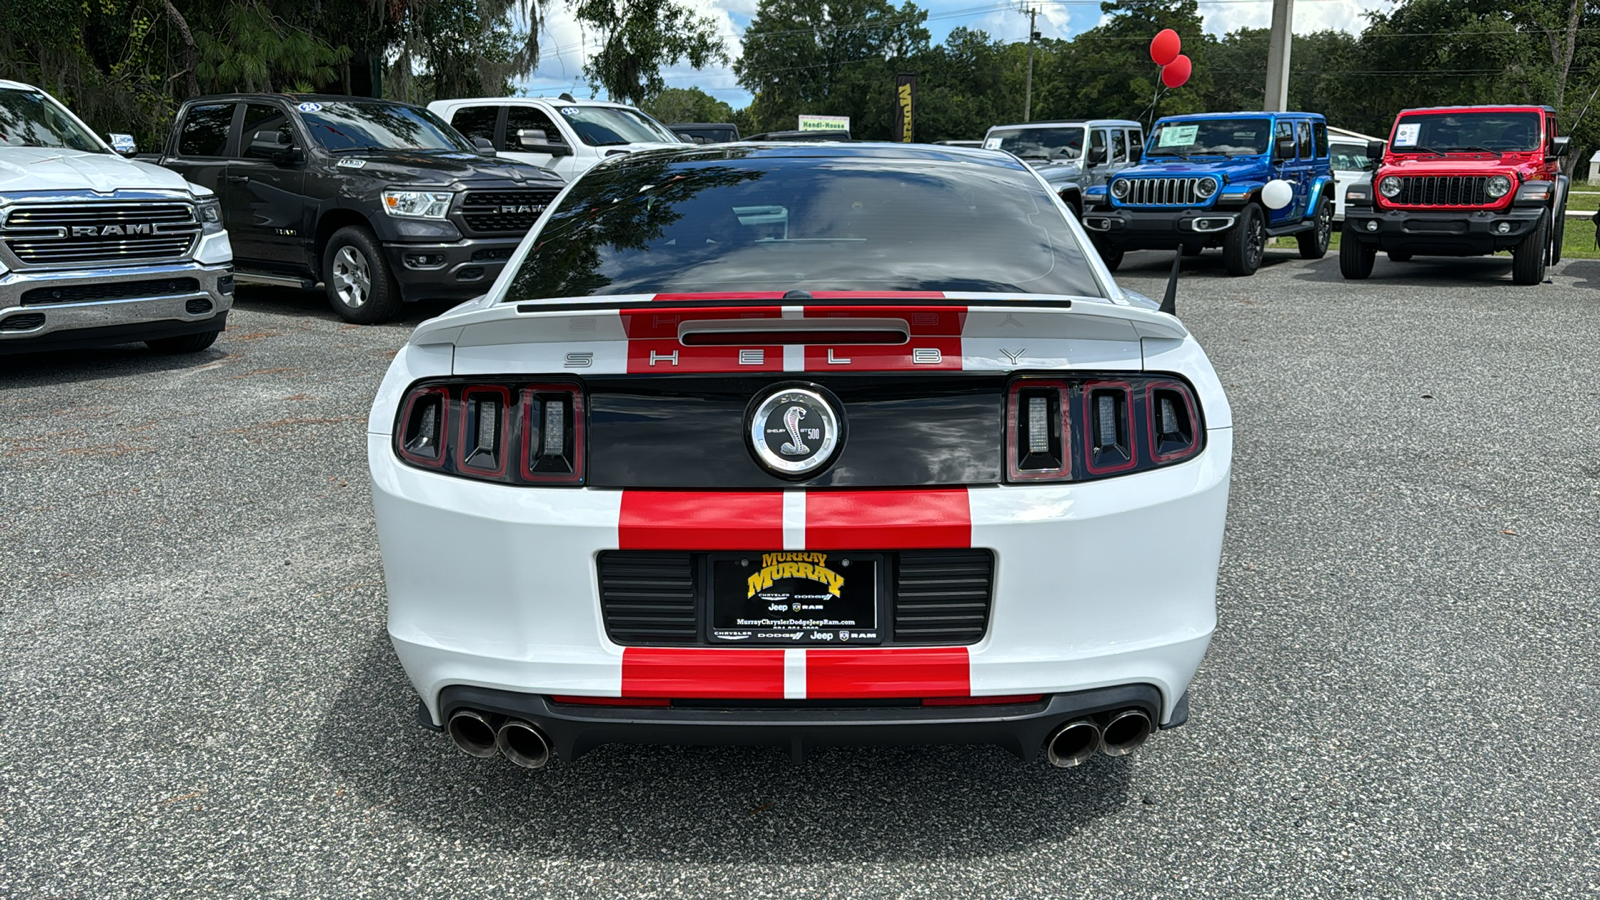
[1342,204,1544,254]
[440,683,1182,762]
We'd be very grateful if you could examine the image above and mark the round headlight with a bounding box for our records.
[1195,177,1219,199]
[1111,179,1130,200]
[1378,176,1402,198]
[1487,175,1512,198]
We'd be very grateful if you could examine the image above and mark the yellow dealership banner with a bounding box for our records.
[894,73,916,143]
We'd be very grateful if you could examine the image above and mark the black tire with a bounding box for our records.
[1551,203,1566,265]
[1223,203,1266,276]
[1512,210,1549,286]
[145,330,219,354]
[1298,197,1332,259]
[323,226,402,324]
[1388,250,1413,262]
[1092,237,1123,271]
[1339,222,1376,279]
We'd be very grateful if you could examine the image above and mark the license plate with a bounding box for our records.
[709,551,883,645]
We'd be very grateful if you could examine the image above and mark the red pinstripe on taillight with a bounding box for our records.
[395,385,450,468]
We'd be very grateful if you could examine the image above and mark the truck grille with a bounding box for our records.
[21,277,200,306]
[1118,177,1210,206]
[459,189,560,235]
[597,550,995,647]
[1,203,199,266]
[1391,175,1492,207]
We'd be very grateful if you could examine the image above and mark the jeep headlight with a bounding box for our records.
[1378,176,1402,199]
[1111,179,1130,200]
[196,197,224,233]
[382,190,454,219]
[1486,175,1512,199]
[1195,177,1219,199]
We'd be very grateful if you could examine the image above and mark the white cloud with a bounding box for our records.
[1202,0,1387,36]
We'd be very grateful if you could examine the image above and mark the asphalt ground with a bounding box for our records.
[2,247,1598,898]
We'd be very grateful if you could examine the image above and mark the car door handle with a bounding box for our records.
[226,174,249,183]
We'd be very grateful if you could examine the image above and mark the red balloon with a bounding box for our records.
[1150,29,1181,67]
[1161,54,1192,89]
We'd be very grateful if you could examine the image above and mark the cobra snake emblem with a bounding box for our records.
[779,405,810,455]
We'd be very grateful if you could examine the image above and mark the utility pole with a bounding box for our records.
[1264,0,1294,111]
[1022,6,1038,122]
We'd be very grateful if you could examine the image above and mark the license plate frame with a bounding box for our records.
[706,551,888,646]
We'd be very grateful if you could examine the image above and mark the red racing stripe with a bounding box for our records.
[622,648,787,698]
[806,648,970,698]
[618,491,785,550]
[805,489,972,549]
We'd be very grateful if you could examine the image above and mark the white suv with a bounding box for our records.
[428,96,687,182]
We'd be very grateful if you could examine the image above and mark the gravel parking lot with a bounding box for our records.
[3,248,1598,898]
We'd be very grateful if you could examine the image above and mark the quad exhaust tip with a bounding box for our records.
[496,719,553,769]
[447,709,499,758]
[1098,708,1153,757]
[1044,719,1102,768]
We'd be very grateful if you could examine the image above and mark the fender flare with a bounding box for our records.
[1055,184,1084,215]
[1304,175,1335,215]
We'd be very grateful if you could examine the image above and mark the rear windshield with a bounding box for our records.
[505,154,1102,300]
[1390,111,1542,153]
[985,126,1084,162]
[1147,118,1270,157]
[297,100,473,153]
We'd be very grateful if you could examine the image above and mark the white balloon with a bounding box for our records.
[1261,179,1295,211]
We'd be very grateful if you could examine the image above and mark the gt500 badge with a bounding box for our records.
[748,386,842,477]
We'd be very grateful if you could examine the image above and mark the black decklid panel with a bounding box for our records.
[584,374,1004,488]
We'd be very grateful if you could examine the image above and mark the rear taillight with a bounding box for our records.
[394,380,584,485]
[1006,375,1203,483]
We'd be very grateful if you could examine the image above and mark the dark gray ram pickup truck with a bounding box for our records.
[158,93,564,323]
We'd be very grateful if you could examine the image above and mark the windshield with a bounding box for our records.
[556,105,681,146]
[984,126,1084,161]
[1391,111,1541,153]
[506,152,1102,300]
[1330,144,1377,172]
[1147,118,1270,157]
[297,101,474,153]
[0,88,103,152]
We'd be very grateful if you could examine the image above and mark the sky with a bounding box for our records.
[517,0,1394,110]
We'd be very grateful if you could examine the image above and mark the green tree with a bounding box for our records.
[574,0,726,104]
[1037,0,1211,126]
[644,87,737,123]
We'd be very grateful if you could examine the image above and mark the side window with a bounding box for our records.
[1090,127,1107,162]
[1110,129,1127,163]
[1297,121,1313,159]
[1274,120,1294,159]
[507,106,565,148]
[1128,129,1144,156]
[178,103,234,157]
[450,105,500,145]
[239,103,291,155]
[1313,121,1328,158]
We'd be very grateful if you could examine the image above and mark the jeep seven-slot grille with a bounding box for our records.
[1120,177,1208,206]
[893,550,995,644]
[459,189,561,235]
[1,203,199,266]
[596,550,995,646]
[1392,175,1492,207]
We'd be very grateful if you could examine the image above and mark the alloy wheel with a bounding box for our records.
[1247,216,1265,269]
[332,246,371,308]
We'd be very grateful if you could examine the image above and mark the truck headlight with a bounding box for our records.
[1195,177,1219,199]
[196,197,225,233]
[383,190,454,219]
[1378,176,1401,198]
[1111,180,1130,200]
[1486,175,1512,199]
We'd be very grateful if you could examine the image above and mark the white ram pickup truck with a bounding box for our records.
[0,80,233,355]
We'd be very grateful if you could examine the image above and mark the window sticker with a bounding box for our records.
[983,137,1002,150]
[296,102,323,113]
[1158,124,1199,147]
[1393,123,1420,147]
[336,157,366,168]
[561,107,580,116]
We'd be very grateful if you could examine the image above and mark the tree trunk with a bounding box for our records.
[161,0,200,97]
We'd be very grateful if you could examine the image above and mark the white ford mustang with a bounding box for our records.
[367,143,1232,770]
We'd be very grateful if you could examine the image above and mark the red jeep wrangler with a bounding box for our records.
[1340,105,1569,285]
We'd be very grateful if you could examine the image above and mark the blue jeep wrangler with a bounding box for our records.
[1081,111,1336,276]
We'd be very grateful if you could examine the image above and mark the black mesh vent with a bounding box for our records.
[599,552,698,644]
[21,277,199,306]
[459,189,560,235]
[0,313,46,331]
[893,550,994,645]
[185,297,214,314]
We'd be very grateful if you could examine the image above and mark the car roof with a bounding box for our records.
[435,96,641,110]
[184,93,425,109]
[988,119,1141,129]
[1396,104,1555,114]
[670,123,737,128]
[1157,111,1323,122]
[603,142,1032,170]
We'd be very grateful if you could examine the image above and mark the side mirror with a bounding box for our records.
[473,136,496,156]
[106,133,137,157]
[248,130,299,161]
[1550,135,1570,159]
[1128,144,1142,162]
[1366,139,1386,161]
[1087,145,1107,166]
[516,128,573,156]
[1273,136,1297,161]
